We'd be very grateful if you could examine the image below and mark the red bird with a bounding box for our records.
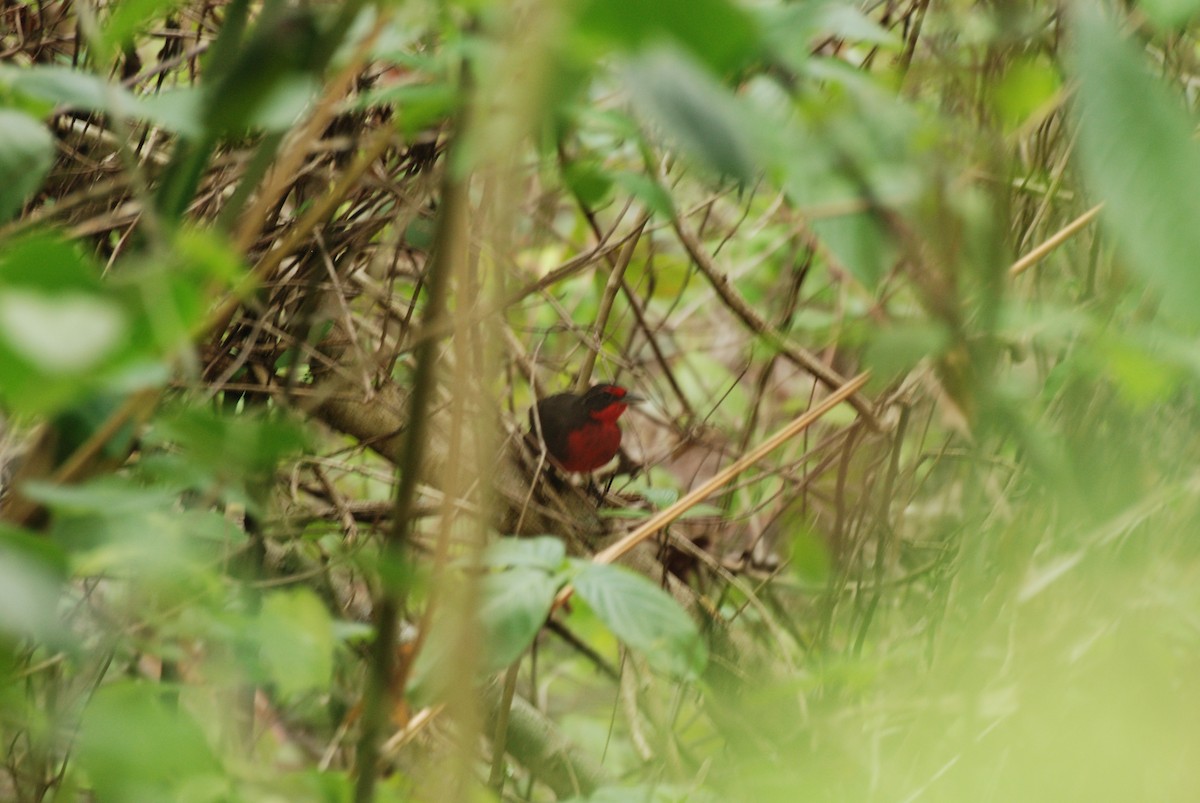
[530,384,643,473]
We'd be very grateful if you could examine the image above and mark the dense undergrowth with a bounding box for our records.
[2,0,1199,800]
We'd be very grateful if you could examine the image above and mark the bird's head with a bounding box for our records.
[582,384,644,422]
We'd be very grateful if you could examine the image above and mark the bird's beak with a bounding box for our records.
[624,393,646,405]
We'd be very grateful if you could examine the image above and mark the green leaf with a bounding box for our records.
[131,87,206,138]
[0,234,145,415]
[24,478,176,516]
[682,503,725,520]
[146,406,309,491]
[575,0,760,73]
[572,562,707,679]
[483,536,567,571]
[409,566,560,704]
[255,588,335,698]
[479,568,560,670]
[0,290,126,372]
[624,48,757,184]
[790,524,832,585]
[243,75,321,132]
[39,479,229,585]
[808,212,892,291]
[0,64,136,115]
[759,0,898,69]
[993,55,1062,131]
[564,159,615,207]
[359,83,459,135]
[864,320,952,379]
[1140,0,1200,29]
[0,527,67,642]
[100,0,188,56]
[0,110,54,221]
[76,681,221,802]
[639,487,680,508]
[1071,8,1200,323]
[614,172,676,218]
[1096,334,1184,409]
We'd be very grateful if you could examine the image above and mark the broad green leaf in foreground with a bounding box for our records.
[483,536,567,571]
[76,681,221,801]
[0,527,67,642]
[624,48,757,184]
[479,568,560,670]
[255,588,335,698]
[0,110,54,222]
[409,565,560,703]
[572,562,707,679]
[1072,7,1200,324]
[575,0,760,73]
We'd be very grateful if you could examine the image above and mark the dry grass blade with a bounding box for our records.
[1009,203,1103,277]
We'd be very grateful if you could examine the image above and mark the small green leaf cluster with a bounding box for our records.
[412,536,707,702]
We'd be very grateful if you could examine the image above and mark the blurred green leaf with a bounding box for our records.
[77,681,221,802]
[759,0,898,70]
[1072,8,1200,323]
[0,110,54,222]
[0,233,173,415]
[242,75,322,132]
[359,83,459,135]
[640,487,680,508]
[864,320,952,379]
[789,524,831,584]
[483,536,567,571]
[809,211,892,290]
[781,60,927,213]
[36,478,232,584]
[624,48,757,184]
[614,172,676,218]
[1097,334,1184,409]
[145,406,308,511]
[572,562,707,679]
[24,478,175,516]
[575,0,760,72]
[100,0,187,56]
[0,290,126,372]
[131,87,206,138]
[170,226,245,286]
[0,64,136,115]
[200,6,325,136]
[1140,0,1200,29]
[993,54,1061,131]
[256,588,335,698]
[409,564,560,703]
[564,158,615,207]
[0,527,66,642]
[567,784,720,803]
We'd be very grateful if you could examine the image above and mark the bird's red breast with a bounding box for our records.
[530,383,642,473]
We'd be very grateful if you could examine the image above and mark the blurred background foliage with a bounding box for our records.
[2,0,1200,800]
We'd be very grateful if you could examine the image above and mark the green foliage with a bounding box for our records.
[77,681,223,802]
[574,0,760,72]
[624,48,759,184]
[255,588,336,698]
[0,110,53,222]
[415,537,705,694]
[0,235,140,415]
[1072,8,1200,325]
[573,562,708,679]
[3,0,1200,799]
[0,526,67,642]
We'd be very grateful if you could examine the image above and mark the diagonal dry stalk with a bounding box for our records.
[554,372,872,607]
